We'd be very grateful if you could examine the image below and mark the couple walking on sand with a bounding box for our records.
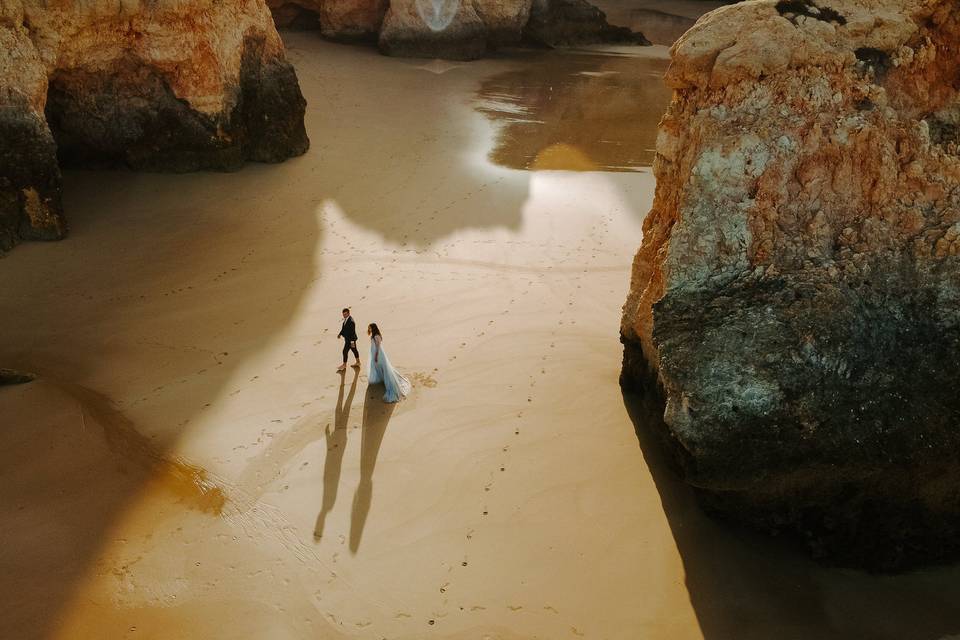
[337,307,410,403]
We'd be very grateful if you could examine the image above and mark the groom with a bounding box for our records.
[337,307,360,372]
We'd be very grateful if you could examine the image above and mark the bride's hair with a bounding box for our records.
[368,323,382,338]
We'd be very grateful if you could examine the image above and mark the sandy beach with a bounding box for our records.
[3,33,960,640]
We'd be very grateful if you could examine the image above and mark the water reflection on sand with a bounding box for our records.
[475,47,671,172]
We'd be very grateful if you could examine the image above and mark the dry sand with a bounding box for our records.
[3,33,960,640]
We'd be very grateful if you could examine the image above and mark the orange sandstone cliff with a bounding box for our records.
[0,0,309,251]
[622,0,960,570]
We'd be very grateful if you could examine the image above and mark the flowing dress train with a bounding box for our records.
[368,335,410,403]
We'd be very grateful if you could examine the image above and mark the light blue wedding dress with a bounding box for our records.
[368,335,411,403]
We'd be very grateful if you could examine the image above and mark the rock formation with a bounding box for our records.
[266,0,644,60]
[266,0,388,39]
[0,368,35,385]
[475,0,535,45]
[379,0,492,59]
[524,0,647,47]
[621,0,960,570]
[321,0,390,39]
[378,0,646,59]
[0,0,309,252]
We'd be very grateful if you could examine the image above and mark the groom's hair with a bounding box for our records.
[342,308,350,314]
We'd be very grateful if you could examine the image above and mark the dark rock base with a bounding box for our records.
[46,36,308,173]
[525,0,650,47]
[0,369,37,386]
[378,24,487,61]
[0,99,66,251]
[621,270,960,572]
[378,36,487,61]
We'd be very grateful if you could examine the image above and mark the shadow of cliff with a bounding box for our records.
[0,153,323,639]
[472,45,668,236]
[623,388,960,640]
[283,35,533,248]
[0,31,539,639]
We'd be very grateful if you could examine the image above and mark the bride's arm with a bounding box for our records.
[374,336,380,363]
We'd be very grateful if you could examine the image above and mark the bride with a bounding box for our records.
[367,323,411,403]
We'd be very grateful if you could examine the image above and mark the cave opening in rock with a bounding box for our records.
[775,0,847,26]
[270,2,322,30]
[43,60,238,172]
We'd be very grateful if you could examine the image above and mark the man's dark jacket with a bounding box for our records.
[338,317,358,342]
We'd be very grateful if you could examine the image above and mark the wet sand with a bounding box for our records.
[477,47,671,171]
[3,33,960,640]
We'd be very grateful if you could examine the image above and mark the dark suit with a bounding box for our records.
[338,316,359,363]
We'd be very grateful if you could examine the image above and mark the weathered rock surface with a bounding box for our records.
[0,0,309,251]
[379,0,489,60]
[268,2,323,29]
[321,0,389,39]
[0,368,35,385]
[621,0,960,570]
[474,0,534,44]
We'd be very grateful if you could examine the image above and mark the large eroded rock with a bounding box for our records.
[621,0,960,570]
[0,0,309,251]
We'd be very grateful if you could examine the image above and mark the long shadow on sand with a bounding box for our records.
[314,367,360,541]
[623,389,960,640]
[349,383,396,554]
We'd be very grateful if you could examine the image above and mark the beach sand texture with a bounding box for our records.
[3,34,960,640]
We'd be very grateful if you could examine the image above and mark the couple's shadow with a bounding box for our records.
[314,367,395,554]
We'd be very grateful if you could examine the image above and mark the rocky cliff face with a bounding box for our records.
[621,0,960,570]
[0,0,309,251]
